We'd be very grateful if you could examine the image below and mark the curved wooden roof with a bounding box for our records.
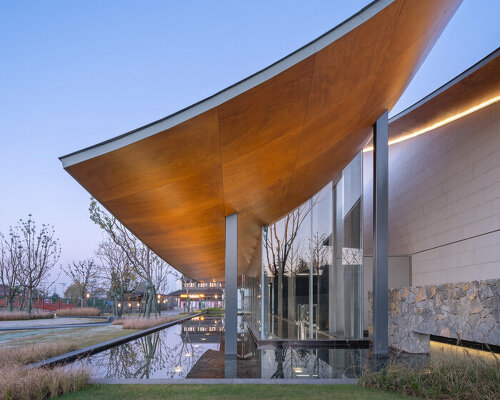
[60,0,461,281]
[388,48,500,142]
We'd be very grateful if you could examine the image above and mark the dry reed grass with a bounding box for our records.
[0,311,54,321]
[56,307,101,317]
[0,341,79,366]
[0,364,89,400]
[359,350,500,400]
[112,315,183,329]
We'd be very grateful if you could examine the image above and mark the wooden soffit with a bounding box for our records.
[60,0,461,281]
[388,48,500,141]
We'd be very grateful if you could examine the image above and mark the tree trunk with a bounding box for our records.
[27,288,33,315]
[144,290,151,318]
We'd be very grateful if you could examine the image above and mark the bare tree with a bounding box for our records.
[263,200,314,318]
[16,215,61,315]
[90,199,179,317]
[96,237,138,317]
[63,259,99,307]
[0,229,24,311]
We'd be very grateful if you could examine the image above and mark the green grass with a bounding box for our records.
[57,384,414,400]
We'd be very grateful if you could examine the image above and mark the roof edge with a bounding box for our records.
[60,0,393,168]
[389,46,500,124]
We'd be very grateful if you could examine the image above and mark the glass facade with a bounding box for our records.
[243,153,364,340]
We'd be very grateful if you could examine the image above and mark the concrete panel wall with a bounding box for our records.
[363,100,500,287]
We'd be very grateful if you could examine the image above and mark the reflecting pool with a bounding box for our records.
[70,316,430,379]
[73,316,221,379]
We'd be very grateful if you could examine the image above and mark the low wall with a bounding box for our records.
[368,279,499,353]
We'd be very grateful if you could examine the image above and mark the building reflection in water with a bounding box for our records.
[74,317,222,379]
[70,316,429,379]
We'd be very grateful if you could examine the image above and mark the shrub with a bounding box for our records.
[0,364,89,400]
[0,311,54,321]
[0,341,79,366]
[112,314,187,330]
[359,353,500,400]
[203,307,224,315]
[56,307,101,317]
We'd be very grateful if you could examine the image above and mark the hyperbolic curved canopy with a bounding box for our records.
[60,0,461,281]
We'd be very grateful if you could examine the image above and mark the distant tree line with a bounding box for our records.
[0,205,181,318]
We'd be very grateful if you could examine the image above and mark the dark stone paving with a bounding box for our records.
[187,349,261,379]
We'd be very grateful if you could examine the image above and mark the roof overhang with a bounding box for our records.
[60,0,461,281]
[386,47,500,145]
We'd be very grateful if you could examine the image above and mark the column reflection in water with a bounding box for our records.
[257,153,363,340]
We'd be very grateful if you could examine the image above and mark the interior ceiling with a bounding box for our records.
[61,0,461,282]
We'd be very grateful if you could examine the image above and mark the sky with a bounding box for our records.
[1,1,499,295]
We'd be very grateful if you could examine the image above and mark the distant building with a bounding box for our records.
[167,281,223,310]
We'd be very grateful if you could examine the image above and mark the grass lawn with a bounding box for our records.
[0,325,138,349]
[58,384,415,400]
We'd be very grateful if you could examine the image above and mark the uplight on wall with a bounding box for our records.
[363,95,500,152]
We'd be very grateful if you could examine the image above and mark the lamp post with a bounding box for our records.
[86,293,90,307]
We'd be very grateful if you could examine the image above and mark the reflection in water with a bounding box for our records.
[260,346,369,379]
[74,317,221,379]
[70,316,431,379]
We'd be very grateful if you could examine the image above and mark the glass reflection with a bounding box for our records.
[259,153,363,340]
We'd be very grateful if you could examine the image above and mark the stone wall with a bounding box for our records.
[368,279,500,353]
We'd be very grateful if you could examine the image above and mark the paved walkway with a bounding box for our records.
[0,308,183,331]
[0,317,110,331]
[91,378,358,385]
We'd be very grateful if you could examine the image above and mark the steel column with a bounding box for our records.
[225,213,238,356]
[373,110,389,355]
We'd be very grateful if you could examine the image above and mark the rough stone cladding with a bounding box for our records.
[369,279,499,353]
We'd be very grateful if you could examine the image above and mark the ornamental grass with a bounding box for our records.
[0,364,89,400]
[0,341,89,400]
[55,307,101,317]
[0,341,79,367]
[0,311,54,321]
[359,350,500,400]
[112,314,184,330]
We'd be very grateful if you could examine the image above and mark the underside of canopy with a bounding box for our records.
[60,0,461,281]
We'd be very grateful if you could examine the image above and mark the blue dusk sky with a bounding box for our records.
[1,1,499,294]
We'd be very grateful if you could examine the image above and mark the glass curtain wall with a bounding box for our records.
[255,153,363,340]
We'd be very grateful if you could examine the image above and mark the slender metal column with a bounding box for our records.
[373,110,389,355]
[225,213,238,357]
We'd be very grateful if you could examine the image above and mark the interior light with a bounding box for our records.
[363,95,500,152]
